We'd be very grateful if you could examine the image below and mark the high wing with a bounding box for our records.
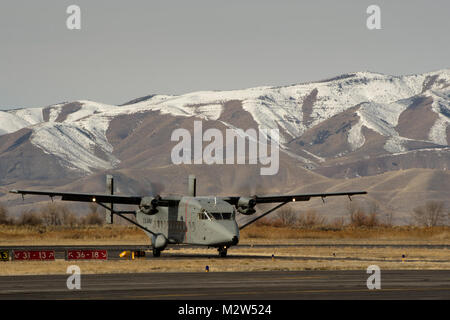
[253,191,367,203]
[223,191,367,206]
[9,189,142,205]
[222,191,367,229]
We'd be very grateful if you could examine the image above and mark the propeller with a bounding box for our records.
[135,180,165,215]
[139,195,160,215]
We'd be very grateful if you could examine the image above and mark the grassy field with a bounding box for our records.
[0,225,147,245]
[0,224,449,245]
[1,244,449,276]
[1,225,449,275]
[241,225,450,244]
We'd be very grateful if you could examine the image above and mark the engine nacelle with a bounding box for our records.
[236,197,256,215]
[152,233,168,250]
[139,196,159,215]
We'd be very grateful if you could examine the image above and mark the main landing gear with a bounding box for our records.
[152,248,161,257]
[218,246,228,257]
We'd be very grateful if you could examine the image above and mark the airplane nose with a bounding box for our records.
[211,223,239,246]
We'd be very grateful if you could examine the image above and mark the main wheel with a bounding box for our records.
[153,248,161,257]
[218,247,227,257]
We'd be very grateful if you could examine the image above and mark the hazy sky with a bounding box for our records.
[0,0,449,109]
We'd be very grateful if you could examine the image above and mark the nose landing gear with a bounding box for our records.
[218,246,228,257]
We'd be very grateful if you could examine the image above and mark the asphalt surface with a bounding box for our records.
[1,245,150,260]
[0,270,448,300]
[3,243,450,250]
[2,244,449,263]
[1,245,449,300]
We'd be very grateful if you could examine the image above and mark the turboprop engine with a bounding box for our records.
[139,196,160,215]
[236,197,256,215]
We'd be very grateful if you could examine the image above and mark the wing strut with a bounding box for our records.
[239,201,289,230]
[95,202,156,237]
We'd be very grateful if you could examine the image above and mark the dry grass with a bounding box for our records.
[1,244,449,276]
[1,224,449,276]
[240,225,450,243]
[0,225,148,245]
[1,225,449,246]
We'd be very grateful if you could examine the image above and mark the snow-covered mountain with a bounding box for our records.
[1,69,448,176]
[0,69,449,223]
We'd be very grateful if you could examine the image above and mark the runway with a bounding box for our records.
[3,243,450,250]
[1,245,150,260]
[3,243,449,259]
[2,244,449,263]
[0,270,449,299]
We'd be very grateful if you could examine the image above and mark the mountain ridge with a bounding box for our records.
[1,69,449,224]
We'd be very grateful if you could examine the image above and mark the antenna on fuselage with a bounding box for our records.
[188,175,196,197]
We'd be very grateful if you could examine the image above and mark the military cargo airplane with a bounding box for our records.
[10,175,367,257]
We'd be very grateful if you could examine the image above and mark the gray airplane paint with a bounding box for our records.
[136,197,239,251]
[9,175,366,257]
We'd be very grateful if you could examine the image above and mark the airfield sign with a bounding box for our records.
[13,250,55,261]
[67,249,107,260]
[0,250,9,261]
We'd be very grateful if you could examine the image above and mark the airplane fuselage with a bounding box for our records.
[136,196,239,252]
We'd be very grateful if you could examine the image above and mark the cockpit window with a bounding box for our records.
[211,213,222,220]
[198,211,208,220]
[222,212,232,220]
[199,210,233,220]
[207,212,233,220]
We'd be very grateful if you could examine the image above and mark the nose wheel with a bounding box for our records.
[218,246,228,257]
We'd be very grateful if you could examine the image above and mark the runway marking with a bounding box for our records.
[270,276,325,280]
[121,286,450,299]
